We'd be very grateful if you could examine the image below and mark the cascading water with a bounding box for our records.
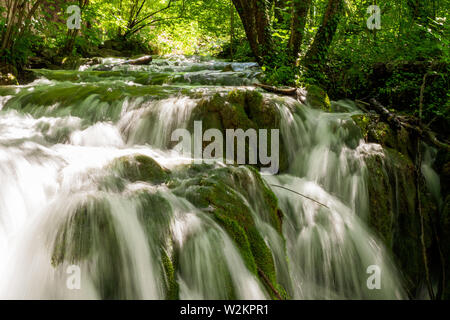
[0,55,420,299]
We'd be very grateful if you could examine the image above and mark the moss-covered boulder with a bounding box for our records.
[352,113,412,157]
[305,84,331,111]
[52,156,287,299]
[97,48,123,58]
[110,154,170,184]
[169,164,286,299]
[354,114,441,297]
[60,56,83,70]
[0,65,19,86]
[364,147,434,294]
[51,197,139,299]
[188,89,289,172]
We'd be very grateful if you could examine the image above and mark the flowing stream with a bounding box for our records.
[0,56,418,299]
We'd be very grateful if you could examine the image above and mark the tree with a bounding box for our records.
[231,0,344,69]
[0,0,45,64]
[120,0,184,39]
[303,0,344,70]
[288,0,312,61]
[62,0,90,55]
[231,0,274,64]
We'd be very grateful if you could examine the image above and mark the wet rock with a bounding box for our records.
[170,164,286,299]
[222,64,234,72]
[354,113,441,297]
[188,89,289,172]
[352,113,412,157]
[305,84,331,111]
[0,65,19,85]
[61,56,83,70]
[110,154,170,184]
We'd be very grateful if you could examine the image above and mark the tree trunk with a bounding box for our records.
[407,0,434,25]
[62,0,89,55]
[288,0,312,62]
[232,0,273,65]
[230,0,234,61]
[303,0,343,70]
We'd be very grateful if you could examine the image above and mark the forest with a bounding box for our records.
[0,0,449,301]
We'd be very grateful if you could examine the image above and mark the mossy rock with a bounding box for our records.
[188,89,289,172]
[161,248,179,300]
[305,84,331,111]
[61,56,83,70]
[110,154,170,184]
[0,65,18,85]
[97,48,123,58]
[352,113,412,158]
[364,146,437,295]
[222,64,234,72]
[170,164,285,299]
[51,197,139,299]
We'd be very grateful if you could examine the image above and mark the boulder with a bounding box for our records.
[188,89,289,172]
[0,65,19,85]
[170,164,287,299]
[353,113,443,297]
[305,84,331,111]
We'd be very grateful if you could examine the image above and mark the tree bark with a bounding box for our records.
[232,0,274,64]
[62,0,89,55]
[288,0,311,62]
[303,0,343,70]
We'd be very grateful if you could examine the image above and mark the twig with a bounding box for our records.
[270,184,330,209]
[368,99,450,152]
[257,267,283,300]
[254,83,298,96]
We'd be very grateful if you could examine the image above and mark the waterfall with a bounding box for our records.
[0,56,426,299]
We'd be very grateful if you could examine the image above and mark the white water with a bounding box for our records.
[0,56,410,299]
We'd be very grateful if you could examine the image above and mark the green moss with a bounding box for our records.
[61,56,83,70]
[161,249,179,300]
[305,84,331,111]
[351,114,371,139]
[51,197,135,299]
[171,165,286,299]
[110,154,170,184]
[188,89,288,172]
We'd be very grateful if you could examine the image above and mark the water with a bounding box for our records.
[0,56,409,299]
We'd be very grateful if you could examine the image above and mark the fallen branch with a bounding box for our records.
[368,99,450,152]
[270,184,330,209]
[255,83,298,96]
[257,267,283,300]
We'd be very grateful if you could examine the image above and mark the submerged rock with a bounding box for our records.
[52,152,287,299]
[170,164,287,299]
